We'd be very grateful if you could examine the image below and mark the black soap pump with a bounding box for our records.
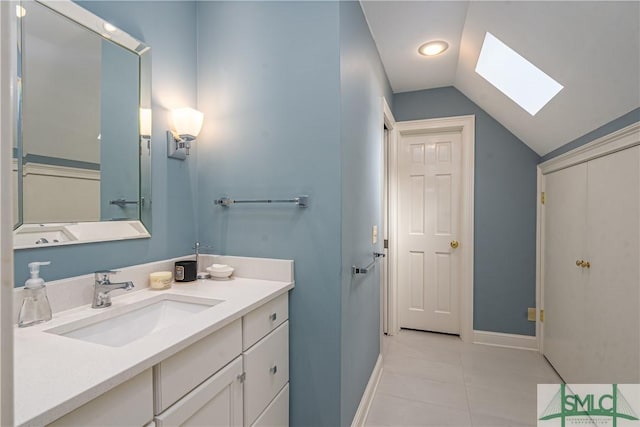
[18,261,53,328]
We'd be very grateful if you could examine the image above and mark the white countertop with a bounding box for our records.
[14,276,293,426]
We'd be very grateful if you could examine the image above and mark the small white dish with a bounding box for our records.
[207,266,234,279]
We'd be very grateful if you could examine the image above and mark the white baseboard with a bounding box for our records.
[351,354,383,427]
[473,330,538,351]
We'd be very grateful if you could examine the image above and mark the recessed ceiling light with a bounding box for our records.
[475,32,563,116]
[16,5,26,18]
[102,22,118,33]
[418,41,449,57]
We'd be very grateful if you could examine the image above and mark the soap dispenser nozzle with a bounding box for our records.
[27,261,50,283]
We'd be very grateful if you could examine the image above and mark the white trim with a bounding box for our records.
[535,166,544,354]
[351,354,383,427]
[381,98,399,336]
[536,121,640,359]
[14,221,150,250]
[22,162,101,181]
[0,1,15,424]
[388,124,400,336]
[383,98,395,131]
[540,122,640,174]
[473,330,538,351]
[393,115,475,343]
[38,0,148,53]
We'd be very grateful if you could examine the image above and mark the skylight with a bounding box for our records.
[475,32,563,116]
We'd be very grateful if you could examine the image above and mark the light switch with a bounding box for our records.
[372,225,378,244]
[527,307,536,322]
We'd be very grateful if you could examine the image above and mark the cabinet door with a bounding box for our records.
[543,163,588,383]
[251,384,288,427]
[584,146,640,383]
[48,369,153,427]
[244,322,289,426]
[154,319,242,414]
[155,356,243,427]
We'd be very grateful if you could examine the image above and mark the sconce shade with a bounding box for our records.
[172,108,204,139]
[140,108,152,137]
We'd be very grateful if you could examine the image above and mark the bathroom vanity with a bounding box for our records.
[14,256,293,427]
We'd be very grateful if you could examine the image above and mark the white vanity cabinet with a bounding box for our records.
[154,357,244,427]
[47,369,153,427]
[242,293,290,427]
[44,292,290,427]
[153,319,243,414]
[151,292,290,427]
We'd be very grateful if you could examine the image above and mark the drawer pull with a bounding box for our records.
[269,312,277,322]
[270,365,278,375]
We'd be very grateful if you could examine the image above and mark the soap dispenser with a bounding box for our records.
[18,261,53,328]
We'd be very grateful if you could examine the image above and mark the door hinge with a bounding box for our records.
[540,309,544,322]
[541,192,546,205]
[384,239,388,249]
[237,372,246,383]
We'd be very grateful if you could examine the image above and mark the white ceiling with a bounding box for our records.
[361,1,640,156]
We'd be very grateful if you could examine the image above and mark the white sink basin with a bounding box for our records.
[46,294,223,347]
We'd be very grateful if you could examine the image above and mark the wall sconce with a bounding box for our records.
[167,107,204,160]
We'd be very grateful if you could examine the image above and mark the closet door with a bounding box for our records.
[543,163,588,383]
[584,146,640,383]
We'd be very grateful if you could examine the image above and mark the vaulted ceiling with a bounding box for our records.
[361,1,640,156]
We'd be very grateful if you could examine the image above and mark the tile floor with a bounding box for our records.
[364,329,562,427]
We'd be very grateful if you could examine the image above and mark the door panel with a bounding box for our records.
[543,163,588,383]
[584,146,640,383]
[398,131,461,334]
[544,146,640,384]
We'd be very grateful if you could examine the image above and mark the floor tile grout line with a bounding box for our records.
[377,331,557,426]
[373,389,473,418]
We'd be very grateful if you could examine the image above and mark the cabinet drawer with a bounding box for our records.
[244,321,289,426]
[48,369,153,427]
[251,384,289,427]
[155,356,243,427]
[243,293,288,350]
[154,319,242,414]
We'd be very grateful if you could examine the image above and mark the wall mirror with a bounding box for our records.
[13,0,152,249]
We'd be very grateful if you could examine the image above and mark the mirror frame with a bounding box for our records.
[14,0,152,250]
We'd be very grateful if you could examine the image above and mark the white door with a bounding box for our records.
[398,131,462,334]
[543,146,640,383]
[543,163,588,382]
[583,146,640,383]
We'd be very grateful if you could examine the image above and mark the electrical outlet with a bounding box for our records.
[527,307,536,322]
[372,225,378,244]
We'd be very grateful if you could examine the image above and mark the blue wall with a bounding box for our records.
[14,1,198,285]
[540,108,640,162]
[394,87,540,336]
[195,2,343,426]
[100,41,139,221]
[339,2,392,426]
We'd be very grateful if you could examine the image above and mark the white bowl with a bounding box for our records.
[207,266,234,279]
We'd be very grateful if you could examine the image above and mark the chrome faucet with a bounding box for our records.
[92,270,134,308]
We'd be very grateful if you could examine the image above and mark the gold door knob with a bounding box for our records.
[576,260,583,267]
[582,261,591,268]
[450,240,459,249]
